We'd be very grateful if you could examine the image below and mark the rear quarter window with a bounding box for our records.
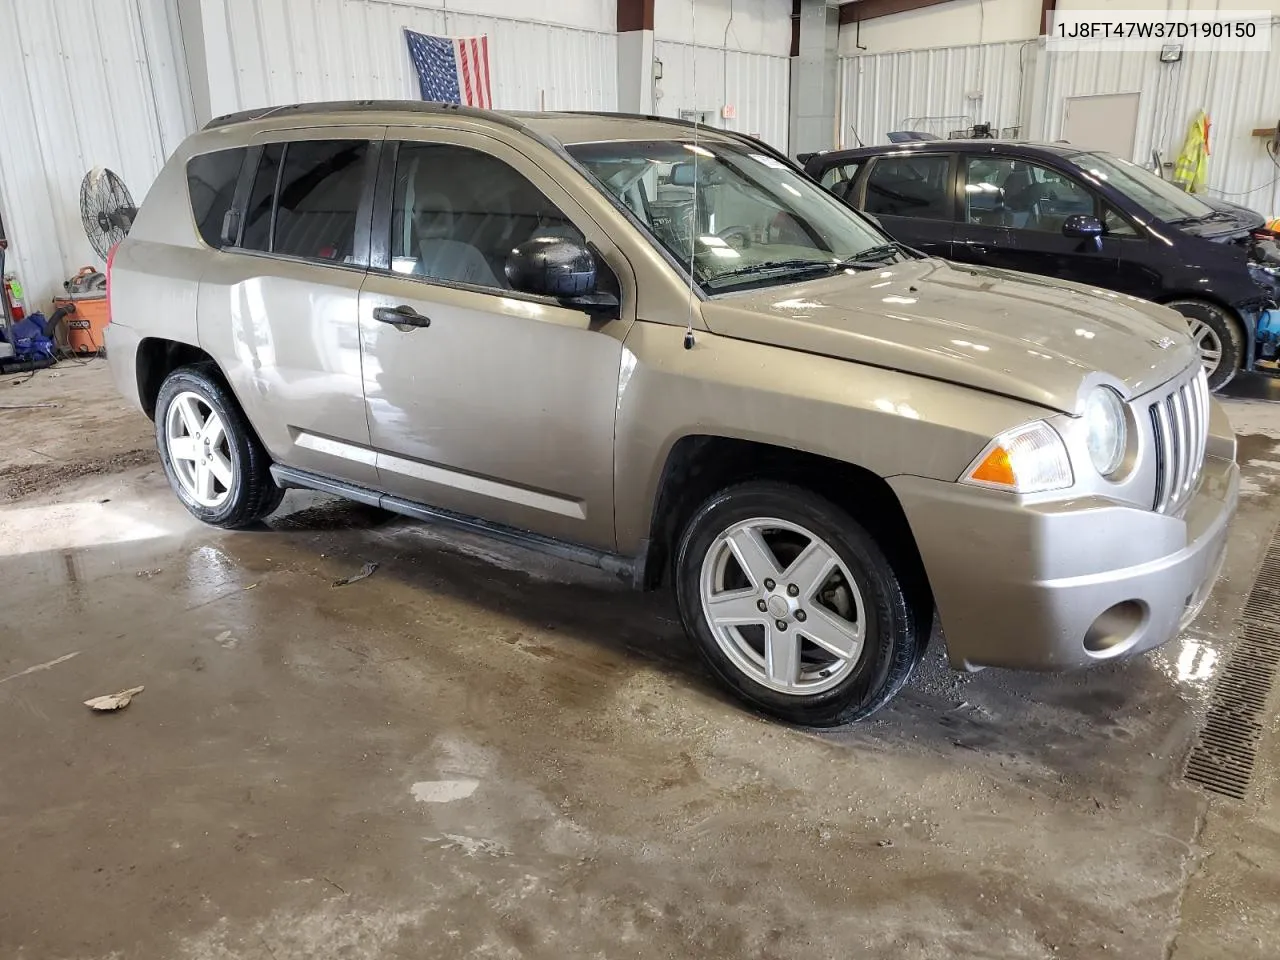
[186,147,248,248]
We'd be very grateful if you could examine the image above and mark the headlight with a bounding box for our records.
[1084,387,1126,477]
[961,421,1073,493]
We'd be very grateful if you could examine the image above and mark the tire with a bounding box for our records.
[155,364,284,528]
[674,481,922,726]
[1166,299,1242,392]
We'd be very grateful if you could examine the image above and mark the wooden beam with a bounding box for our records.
[1040,0,1056,35]
[617,0,654,33]
[838,0,956,26]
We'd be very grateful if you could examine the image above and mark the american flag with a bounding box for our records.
[405,29,492,108]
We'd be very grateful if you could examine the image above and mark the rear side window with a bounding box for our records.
[238,140,370,262]
[864,155,952,220]
[273,140,369,261]
[186,148,247,248]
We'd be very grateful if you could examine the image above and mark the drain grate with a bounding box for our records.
[1183,528,1280,800]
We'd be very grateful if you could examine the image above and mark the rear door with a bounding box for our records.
[949,154,1120,290]
[195,127,383,485]
[854,153,956,257]
[356,128,634,549]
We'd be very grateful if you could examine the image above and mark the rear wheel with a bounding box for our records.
[674,482,922,726]
[155,365,283,528]
[1166,299,1242,391]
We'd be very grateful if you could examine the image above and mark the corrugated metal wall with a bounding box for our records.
[839,40,1034,147]
[1036,22,1280,215]
[653,41,790,150]
[218,0,617,113]
[0,0,194,304]
[840,29,1280,216]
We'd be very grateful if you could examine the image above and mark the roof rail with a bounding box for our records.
[203,99,523,132]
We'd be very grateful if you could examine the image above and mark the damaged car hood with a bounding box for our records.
[700,258,1198,414]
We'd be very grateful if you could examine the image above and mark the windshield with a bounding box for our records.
[1064,151,1215,223]
[565,139,899,293]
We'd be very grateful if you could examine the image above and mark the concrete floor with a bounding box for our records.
[1,361,1279,960]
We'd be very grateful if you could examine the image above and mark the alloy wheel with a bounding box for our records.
[699,517,866,696]
[1186,318,1223,378]
[165,391,234,508]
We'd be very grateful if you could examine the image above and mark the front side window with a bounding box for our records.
[864,155,953,220]
[566,139,898,293]
[238,139,369,262]
[1065,151,1215,224]
[388,142,598,293]
[186,147,247,248]
[963,157,1094,233]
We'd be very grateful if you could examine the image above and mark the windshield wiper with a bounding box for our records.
[838,243,906,268]
[708,259,840,283]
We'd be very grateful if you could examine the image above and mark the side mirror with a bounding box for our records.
[505,236,598,298]
[1063,214,1104,239]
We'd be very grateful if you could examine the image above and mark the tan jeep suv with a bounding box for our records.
[105,102,1239,725]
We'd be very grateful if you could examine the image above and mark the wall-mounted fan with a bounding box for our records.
[80,168,137,262]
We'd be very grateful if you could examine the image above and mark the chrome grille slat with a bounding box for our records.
[1149,369,1210,515]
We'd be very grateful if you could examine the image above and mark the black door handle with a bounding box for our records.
[373,305,431,328]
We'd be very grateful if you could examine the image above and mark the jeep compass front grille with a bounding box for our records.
[1150,368,1210,515]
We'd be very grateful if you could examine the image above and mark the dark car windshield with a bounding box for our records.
[565,139,899,293]
[1064,151,1215,223]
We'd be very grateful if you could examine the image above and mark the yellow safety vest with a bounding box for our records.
[1173,110,1210,194]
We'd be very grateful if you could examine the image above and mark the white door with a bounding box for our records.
[1061,93,1141,160]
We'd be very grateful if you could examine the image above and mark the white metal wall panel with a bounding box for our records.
[0,0,194,304]
[1037,22,1280,215]
[839,40,1033,147]
[653,41,790,150]
[219,0,617,113]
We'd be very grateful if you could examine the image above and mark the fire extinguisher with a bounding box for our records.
[3,272,25,322]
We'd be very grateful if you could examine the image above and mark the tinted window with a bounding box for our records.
[820,161,863,192]
[240,144,283,252]
[388,142,589,291]
[865,155,952,220]
[273,140,369,261]
[964,157,1094,233]
[186,147,247,248]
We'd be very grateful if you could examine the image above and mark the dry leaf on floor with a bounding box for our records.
[84,686,145,711]
[332,562,379,587]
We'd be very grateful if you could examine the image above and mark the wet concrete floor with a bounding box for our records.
[1,364,1279,959]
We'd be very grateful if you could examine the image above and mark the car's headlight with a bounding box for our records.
[1084,386,1126,477]
[961,421,1073,493]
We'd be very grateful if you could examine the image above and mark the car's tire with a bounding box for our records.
[155,364,284,528]
[674,481,922,726]
[1166,299,1242,392]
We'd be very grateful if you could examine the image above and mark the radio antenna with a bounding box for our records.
[683,0,699,350]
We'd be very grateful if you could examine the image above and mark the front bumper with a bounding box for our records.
[889,443,1239,672]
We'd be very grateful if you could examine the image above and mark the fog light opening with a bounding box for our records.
[1084,600,1148,656]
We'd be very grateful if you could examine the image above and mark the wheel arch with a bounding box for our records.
[641,434,933,621]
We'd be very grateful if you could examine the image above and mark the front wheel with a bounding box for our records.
[674,482,923,726]
[155,364,284,528]
[1166,299,1242,392]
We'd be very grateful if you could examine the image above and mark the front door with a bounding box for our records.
[357,131,634,550]
[949,155,1120,291]
[857,152,956,257]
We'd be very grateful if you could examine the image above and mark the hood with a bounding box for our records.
[1174,197,1266,239]
[700,259,1197,414]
